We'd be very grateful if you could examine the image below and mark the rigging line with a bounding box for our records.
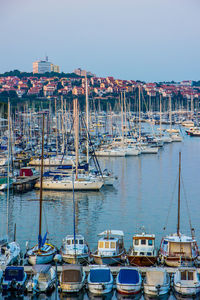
[163,172,179,231]
[180,173,193,234]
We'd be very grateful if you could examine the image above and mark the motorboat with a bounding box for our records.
[0,237,20,266]
[59,264,86,293]
[60,234,90,264]
[116,267,142,295]
[91,230,125,265]
[87,266,113,295]
[127,232,157,267]
[143,268,170,296]
[26,264,56,294]
[173,267,200,296]
[2,266,27,293]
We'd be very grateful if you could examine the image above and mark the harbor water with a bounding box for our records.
[0,131,200,299]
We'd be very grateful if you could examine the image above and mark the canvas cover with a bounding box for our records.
[32,264,51,274]
[118,269,139,284]
[90,269,111,283]
[146,270,167,285]
[62,265,82,283]
[5,266,24,281]
[169,242,191,256]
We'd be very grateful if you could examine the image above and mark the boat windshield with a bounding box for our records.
[181,271,194,281]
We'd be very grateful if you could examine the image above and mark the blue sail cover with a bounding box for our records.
[118,269,140,284]
[5,267,24,281]
[38,232,47,248]
[90,269,111,283]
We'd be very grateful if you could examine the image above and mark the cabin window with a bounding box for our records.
[67,240,71,245]
[148,240,153,246]
[134,240,139,245]
[147,252,152,256]
[133,251,137,255]
[110,242,115,249]
[105,242,109,248]
[141,240,146,245]
[79,240,83,245]
[98,241,104,248]
[181,271,193,281]
[72,240,78,245]
[140,252,144,256]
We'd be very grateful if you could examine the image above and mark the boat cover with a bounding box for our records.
[5,266,24,281]
[90,269,111,283]
[118,269,139,284]
[32,264,51,274]
[146,269,167,285]
[62,265,82,283]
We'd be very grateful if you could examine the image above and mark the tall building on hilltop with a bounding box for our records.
[33,56,60,74]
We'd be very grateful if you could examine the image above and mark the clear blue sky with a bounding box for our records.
[1,0,200,82]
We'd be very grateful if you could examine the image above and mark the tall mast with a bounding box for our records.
[7,99,10,237]
[138,86,141,141]
[121,92,124,145]
[74,99,79,180]
[169,96,172,131]
[39,114,45,240]
[177,151,181,236]
[85,76,89,164]
[160,94,162,138]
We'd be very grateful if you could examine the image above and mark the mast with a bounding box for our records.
[85,76,89,164]
[39,114,45,241]
[169,96,172,132]
[7,99,10,237]
[74,99,79,180]
[138,86,141,142]
[160,94,162,138]
[177,151,181,236]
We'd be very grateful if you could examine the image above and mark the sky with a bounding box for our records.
[1,0,200,82]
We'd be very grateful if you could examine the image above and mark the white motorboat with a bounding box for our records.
[59,264,86,293]
[26,264,56,294]
[60,234,90,264]
[87,266,113,295]
[171,133,183,142]
[91,230,125,265]
[0,237,20,267]
[143,268,170,296]
[116,267,142,295]
[173,267,200,296]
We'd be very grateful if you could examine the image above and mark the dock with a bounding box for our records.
[12,176,39,192]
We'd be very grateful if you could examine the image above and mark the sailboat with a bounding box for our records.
[26,114,57,265]
[60,169,90,265]
[0,100,20,266]
[159,152,198,267]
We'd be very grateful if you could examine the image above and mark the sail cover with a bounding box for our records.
[62,265,82,283]
[118,269,139,284]
[90,269,111,283]
[146,270,167,285]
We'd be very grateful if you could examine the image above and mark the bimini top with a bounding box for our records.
[90,268,111,283]
[98,230,124,237]
[5,266,25,282]
[118,268,140,284]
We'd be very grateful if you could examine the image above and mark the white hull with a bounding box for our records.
[140,147,159,154]
[60,281,85,293]
[125,148,140,156]
[95,150,126,157]
[0,242,20,267]
[117,283,141,295]
[27,244,56,265]
[143,284,170,296]
[174,284,200,296]
[88,282,113,295]
[35,179,103,190]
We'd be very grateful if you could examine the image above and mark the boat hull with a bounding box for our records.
[117,283,141,295]
[88,282,113,295]
[61,253,89,265]
[163,256,196,267]
[127,255,157,267]
[174,284,200,296]
[92,254,122,265]
[143,284,170,296]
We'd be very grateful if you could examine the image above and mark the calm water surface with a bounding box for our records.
[1,130,200,299]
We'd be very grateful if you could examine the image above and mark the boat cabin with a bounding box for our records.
[63,235,86,247]
[132,234,155,256]
[97,230,124,256]
[176,268,198,282]
[160,234,198,258]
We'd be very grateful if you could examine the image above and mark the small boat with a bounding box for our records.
[59,264,86,293]
[60,234,90,264]
[116,267,142,295]
[87,266,113,295]
[173,267,200,296]
[2,266,27,293]
[0,237,20,266]
[127,232,157,267]
[26,264,56,294]
[91,230,125,265]
[143,268,170,296]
